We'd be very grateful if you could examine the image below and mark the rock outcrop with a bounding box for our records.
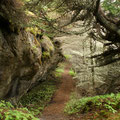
[0,24,62,103]
[0,0,63,104]
[55,21,120,97]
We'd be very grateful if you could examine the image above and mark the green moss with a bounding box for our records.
[0,101,39,120]
[26,27,41,36]
[20,80,56,116]
[49,46,54,52]
[42,51,50,57]
[54,66,64,77]
[42,52,50,61]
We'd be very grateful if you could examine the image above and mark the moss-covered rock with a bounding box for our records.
[0,26,62,104]
[42,51,51,61]
[41,35,55,55]
[0,0,63,105]
[26,27,41,36]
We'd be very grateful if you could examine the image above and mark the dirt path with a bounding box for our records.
[40,63,75,120]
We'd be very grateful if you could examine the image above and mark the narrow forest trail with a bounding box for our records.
[40,63,75,120]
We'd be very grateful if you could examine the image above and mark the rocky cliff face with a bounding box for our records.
[0,0,63,104]
[0,25,62,103]
[55,21,120,97]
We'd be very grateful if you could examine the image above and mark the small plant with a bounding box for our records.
[64,54,72,60]
[55,68,64,73]
[104,104,117,113]
[69,69,76,77]
[26,27,41,36]
[0,101,39,120]
[54,67,64,77]
[64,93,120,116]
[0,101,14,109]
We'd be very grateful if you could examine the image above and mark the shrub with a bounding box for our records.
[64,93,120,115]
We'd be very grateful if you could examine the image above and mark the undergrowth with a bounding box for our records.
[0,100,39,120]
[64,93,120,119]
[20,63,64,116]
[54,63,65,77]
[20,79,57,116]
[69,69,76,77]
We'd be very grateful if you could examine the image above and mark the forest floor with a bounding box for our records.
[40,62,77,120]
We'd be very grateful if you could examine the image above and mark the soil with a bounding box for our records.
[40,62,76,120]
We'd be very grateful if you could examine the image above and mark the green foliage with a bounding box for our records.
[69,69,76,77]
[26,27,41,36]
[21,0,58,40]
[102,0,120,16]
[20,80,56,116]
[64,93,120,115]
[42,51,50,58]
[0,101,14,109]
[55,68,64,73]
[24,2,56,36]
[64,54,72,60]
[54,66,64,77]
[0,101,39,120]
